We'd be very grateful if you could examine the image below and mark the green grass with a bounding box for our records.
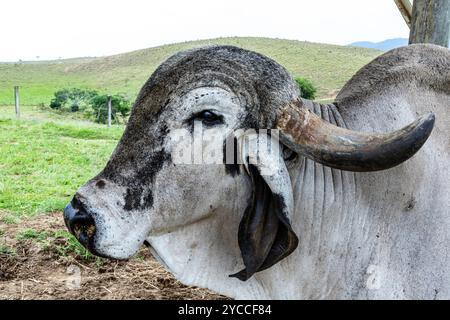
[0,215,21,224]
[0,244,15,255]
[0,113,123,216]
[0,37,381,105]
[0,104,96,124]
[14,227,103,262]
[16,228,50,241]
[51,230,100,261]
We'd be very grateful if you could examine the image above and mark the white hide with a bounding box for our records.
[147,130,297,299]
[75,45,450,299]
[146,88,450,299]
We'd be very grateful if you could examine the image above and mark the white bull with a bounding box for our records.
[64,44,450,299]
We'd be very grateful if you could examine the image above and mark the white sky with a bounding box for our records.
[0,0,410,62]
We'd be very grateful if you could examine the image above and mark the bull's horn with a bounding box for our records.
[276,100,435,172]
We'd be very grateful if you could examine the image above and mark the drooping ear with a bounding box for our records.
[230,133,299,281]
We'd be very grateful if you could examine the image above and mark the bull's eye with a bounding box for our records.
[191,110,224,126]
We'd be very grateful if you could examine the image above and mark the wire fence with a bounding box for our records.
[5,86,114,127]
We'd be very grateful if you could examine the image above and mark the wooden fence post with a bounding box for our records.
[107,96,112,127]
[409,0,450,47]
[14,86,20,118]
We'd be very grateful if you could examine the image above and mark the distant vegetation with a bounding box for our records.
[295,76,317,100]
[49,88,98,111]
[49,88,131,124]
[89,93,131,124]
[0,37,382,105]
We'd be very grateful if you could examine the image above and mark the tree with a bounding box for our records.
[294,77,317,100]
[49,88,98,111]
[90,94,131,124]
[408,0,450,47]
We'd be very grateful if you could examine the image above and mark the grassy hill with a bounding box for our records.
[0,37,381,106]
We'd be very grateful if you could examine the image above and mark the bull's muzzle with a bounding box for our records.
[64,197,97,252]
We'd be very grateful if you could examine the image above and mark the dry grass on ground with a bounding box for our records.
[0,211,226,300]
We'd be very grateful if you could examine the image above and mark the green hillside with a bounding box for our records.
[0,37,381,106]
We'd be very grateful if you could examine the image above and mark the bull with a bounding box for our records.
[64,44,450,299]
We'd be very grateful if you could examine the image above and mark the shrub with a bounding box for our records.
[50,99,63,109]
[49,88,98,111]
[49,88,132,124]
[49,88,70,109]
[90,94,131,124]
[294,77,317,100]
[70,103,79,112]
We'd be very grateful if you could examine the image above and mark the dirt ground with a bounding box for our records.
[0,212,226,300]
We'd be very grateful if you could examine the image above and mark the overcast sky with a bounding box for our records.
[0,0,410,62]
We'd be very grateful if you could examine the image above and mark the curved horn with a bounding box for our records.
[276,100,435,172]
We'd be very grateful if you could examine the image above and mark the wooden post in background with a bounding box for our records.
[107,96,112,127]
[409,0,450,47]
[14,86,20,118]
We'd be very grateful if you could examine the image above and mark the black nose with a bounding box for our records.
[64,197,96,250]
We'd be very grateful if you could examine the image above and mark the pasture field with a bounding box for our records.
[0,37,381,105]
[0,106,123,216]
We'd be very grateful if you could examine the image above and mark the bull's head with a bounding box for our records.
[64,46,434,283]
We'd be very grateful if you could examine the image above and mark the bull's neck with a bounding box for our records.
[284,100,361,298]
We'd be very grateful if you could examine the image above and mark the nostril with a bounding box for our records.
[64,197,96,249]
[95,179,106,189]
[70,213,95,234]
[70,212,95,243]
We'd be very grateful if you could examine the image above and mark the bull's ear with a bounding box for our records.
[229,134,299,281]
